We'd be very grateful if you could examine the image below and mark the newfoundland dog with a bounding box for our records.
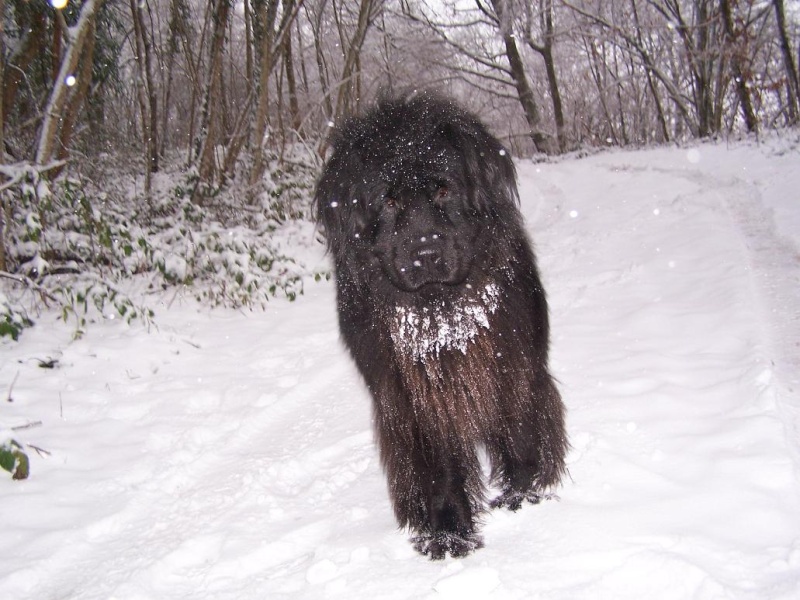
[314,93,568,559]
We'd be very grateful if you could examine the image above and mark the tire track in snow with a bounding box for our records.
[635,164,800,463]
[716,172,800,464]
[523,155,800,597]
[657,166,799,385]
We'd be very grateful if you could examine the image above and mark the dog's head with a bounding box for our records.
[315,93,519,294]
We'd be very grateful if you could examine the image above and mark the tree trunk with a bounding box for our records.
[0,0,4,160]
[142,1,159,172]
[529,0,566,152]
[311,1,334,121]
[248,0,280,190]
[160,0,184,157]
[612,45,630,145]
[540,44,566,152]
[567,1,698,137]
[3,5,45,131]
[493,0,553,154]
[719,0,757,133]
[249,0,305,188]
[35,0,106,167]
[631,0,670,142]
[57,18,98,164]
[669,0,718,137]
[584,36,617,145]
[52,11,63,83]
[772,0,800,122]
[334,0,382,120]
[0,0,6,271]
[245,0,254,92]
[130,0,158,199]
[222,90,255,179]
[171,0,202,166]
[194,0,232,201]
[283,0,301,133]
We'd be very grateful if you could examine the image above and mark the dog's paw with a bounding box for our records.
[411,530,484,560]
[490,489,559,511]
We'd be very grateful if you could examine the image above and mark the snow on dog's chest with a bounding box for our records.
[390,283,500,361]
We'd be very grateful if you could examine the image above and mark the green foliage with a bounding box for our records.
[143,158,312,308]
[0,150,319,339]
[0,297,34,341]
[0,439,30,480]
[2,169,154,335]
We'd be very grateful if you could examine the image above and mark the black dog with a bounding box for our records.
[314,94,567,559]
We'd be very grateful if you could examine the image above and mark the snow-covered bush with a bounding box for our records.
[0,292,33,341]
[0,149,320,338]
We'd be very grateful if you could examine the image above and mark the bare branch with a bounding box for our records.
[0,271,63,306]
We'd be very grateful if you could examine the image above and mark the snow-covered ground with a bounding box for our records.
[1,138,799,599]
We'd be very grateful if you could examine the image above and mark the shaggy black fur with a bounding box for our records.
[314,93,568,559]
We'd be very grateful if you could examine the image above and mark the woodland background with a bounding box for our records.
[1,0,799,339]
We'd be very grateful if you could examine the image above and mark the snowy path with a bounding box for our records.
[2,140,799,599]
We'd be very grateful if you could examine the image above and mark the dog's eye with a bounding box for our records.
[436,187,449,200]
[384,197,397,208]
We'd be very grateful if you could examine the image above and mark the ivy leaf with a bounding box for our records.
[0,440,30,480]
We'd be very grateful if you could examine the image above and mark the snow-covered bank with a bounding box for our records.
[2,138,799,599]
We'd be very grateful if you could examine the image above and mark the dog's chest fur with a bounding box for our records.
[385,282,506,442]
[388,282,501,361]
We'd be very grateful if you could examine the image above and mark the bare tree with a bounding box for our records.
[567,1,698,137]
[490,0,554,153]
[0,0,5,163]
[307,0,335,120]
[400,1,555,153]
[283,0,302,133]
[1,0,6,271]
[130,0,160,200]
[334,0,385,119]
[522,0,567,151]
[719,0,758,133]
[772,0,800,123]
[55,11,98,162]
[630,0,671,142]
[2,0,46,139]
[249,0,305,189]
[35,0,107,168]
[655,0,725,137]
[193,0,233,201]
[4,0,793,199]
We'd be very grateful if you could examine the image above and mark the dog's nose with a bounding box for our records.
[411,236,444,269]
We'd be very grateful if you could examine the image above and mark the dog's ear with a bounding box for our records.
[463,132,519,216]
[437,113,519,217]
[313,162,343,254]
[314,149,378,258]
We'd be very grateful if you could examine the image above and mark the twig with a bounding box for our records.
[0,160,67,193]
[6,371,20,403]
[27,444,52,457]
[166,284,182,309]
[0,271,63,306]
[11,420,43,431]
